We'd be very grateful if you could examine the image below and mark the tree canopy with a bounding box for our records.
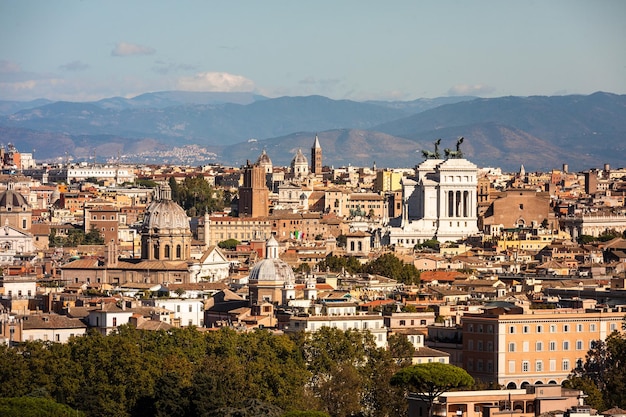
[566,330,626,410]
[391,362,474,417]
[169,175,224,216]
[0,325,410,417]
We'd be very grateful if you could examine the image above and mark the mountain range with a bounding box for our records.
[0,91,624,172]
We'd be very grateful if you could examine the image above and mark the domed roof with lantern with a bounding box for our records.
[249,235,295,285]
[0,181,30,211]
[142,183,190,231]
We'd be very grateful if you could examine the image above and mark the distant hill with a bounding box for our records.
[0,91,624,172]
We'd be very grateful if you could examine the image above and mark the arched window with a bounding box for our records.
[176,245,182,258]
[154,244,159,260]
[164,245,170,259]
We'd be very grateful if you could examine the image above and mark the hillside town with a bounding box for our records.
[1,138,625,416]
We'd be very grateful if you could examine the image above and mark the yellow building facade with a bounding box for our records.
[462,307,625,389]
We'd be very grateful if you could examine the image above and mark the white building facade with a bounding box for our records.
[388,158,479,246]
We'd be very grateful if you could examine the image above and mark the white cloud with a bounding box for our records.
[448,83,496,96]
[177,72,255,92]
[111,42,156,57]
[59,60,90,71]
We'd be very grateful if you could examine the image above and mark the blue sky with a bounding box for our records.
[1,0,625,102]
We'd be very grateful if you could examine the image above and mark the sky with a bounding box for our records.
[1,0,625,102]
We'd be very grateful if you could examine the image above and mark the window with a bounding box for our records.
[508,342,515,352]
[590,324,596,332]
[523,341,529,352]
[563,360,570,371]
[189,305,193,313]
[550,359,556,371]
[576,340,583,350]
[522,361,529,372]
[563,324,570,332]
[399,320,406,326]
[577,324,583,332]
[509,360,516,373]
[536,361,543,372]
[509,325,515,334]
[177,305,181,313]
[523,325,529,333]
[536,342,543,352]
[477,341,483,351]
[563,341,570,351]
[113,317,117,326]
[550,325,556,333]
[537,325,543,333]
[478,325,483,333]
[550,341,556,351]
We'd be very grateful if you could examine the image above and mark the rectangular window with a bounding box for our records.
[550,341,556,351]
[550,325,557,333]
[564,324,570,332]
[523,341,529,352]
[508,342,515,352]
[550,359,556,371]
[509,360,515,373]
[536,342,543,352]
[509,325,515,334]
[522,361,529,372]
[563,360,570,371]
[523,325,529,333]
[563,341,570,351]
[590,324,596,332]
[537,325,543,333]
[576,340,583,350]
[189,305,193,312]
[536,361,543,372]
[577,324,583,332]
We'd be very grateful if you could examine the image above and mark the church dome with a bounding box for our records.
[257,149,272,165]
[142,184,189,231]
[292,149,308,165]
[249,236,295,284]
[0,188,30,210]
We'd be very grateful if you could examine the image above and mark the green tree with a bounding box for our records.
[0,397,85,417]
[415,239,439,250]
[391,363,474,417]
[317,255,362,275]
[84,227,104,245]
[387,333,416,366]
[135,179,158,188]
[172,174,224,216]
[218,238,240,250]
[568,331,626,409]
[364,253,420,284]
[562,377,605,411]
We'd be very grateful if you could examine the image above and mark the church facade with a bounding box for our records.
[387,157,479,246]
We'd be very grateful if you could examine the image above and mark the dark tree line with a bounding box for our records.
[169,175,224,216]
[318,253,420,285]
[49,227,104,247]
[0,326,412,417]
[565,329,626,411]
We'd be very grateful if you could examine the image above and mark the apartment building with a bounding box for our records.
[198,215,271,246]
[462,306,625,389]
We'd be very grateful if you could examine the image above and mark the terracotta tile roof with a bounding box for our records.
[20,313,87,329]
[420,270,466,282]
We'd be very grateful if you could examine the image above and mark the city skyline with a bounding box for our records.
[1,0,625,102]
